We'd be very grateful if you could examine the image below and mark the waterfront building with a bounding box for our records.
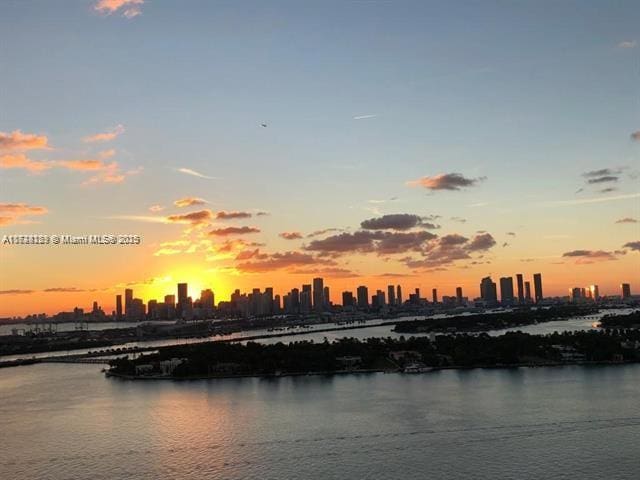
[534,273,543,303]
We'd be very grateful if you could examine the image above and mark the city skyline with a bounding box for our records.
[1,1,639,316]
[8,271,635,321]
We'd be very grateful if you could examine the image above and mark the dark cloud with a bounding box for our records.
[236,251,336,273]
[279,231,303,240]
[450,216,466,223]
[0,289,34,294]
[506,232,516,236]
[623,241,640,251]
[166,209,213,225]
[562,250,618,264]
[599,187,617,193]
[360,213,438,231]
[583,168,621,178]
[216,211,253,220]
[305,230,436,255]
[616,217,638,224]
[631,131,640,141]
[407,173,486,191]
[307,228,345,238]
[587,176,618,184]
[288,267,359,278]
[208,226,260,236]
[467,232,497,251]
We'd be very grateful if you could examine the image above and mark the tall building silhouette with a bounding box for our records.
[499,277,515,305]
[516,274,524,304]
[116,294,122,320]
[621,283,631,299]
[456,287,463,304]
[480,276,498,304]
[124,288,133,319]
[387,285,395,306]
[533,273,543,303]
[432,288,438,304]
[313,277,324,312]
[396,285,402,305]
[524,281,532,302]
[357,285,369,308]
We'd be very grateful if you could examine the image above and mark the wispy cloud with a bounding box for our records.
[83,124,125,143]
[631,131,640,141]
[616,217,637,224]
[0,130,50,151]
[0,153,52,173]
[407,173,486,191]
[618,40,637,48]
[175,168,217,180]
[0,203,48,227]
[174,197,207,208]
[94,0,144,19]
[209,226,261,236]
[280,231,303,240]
[353,114,377,120]
[542,193,640,206]
[148,204,165,212]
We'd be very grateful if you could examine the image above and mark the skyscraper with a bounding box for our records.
[323,286,330,308]
[621,283,631,299]
[357,285,369,308]
[480,276,498,304]
[177,283,188,305]
[313,277,324,312]
[116,294,122,320]
[290,288,300,313]
[533,273,543,303]
[499,277,515,305]
[396,285,402,305]
[124,288,133,319]
[387,285,396,306]
[432,288,438,304]
[342,291,354,307]
[524,281,532,302]
[456,287,463,305]
[516,274,524,304]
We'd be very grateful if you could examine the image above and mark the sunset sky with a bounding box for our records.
[1,0,638,317]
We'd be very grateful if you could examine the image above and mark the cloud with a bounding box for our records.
[599,187,617,193]
[280,231,303,240]
[0,130,50,151]
[618,40,637,48]
[632,131,640,141]
[543,193,640,206]
[586,176,618,184]
[623,241,640,252]
[174,197,207,208]
[255,211,270,216]
[353,114,377,120]
[403,232,497,269]
[148,204,164,212]
[450,216,466,223]
[0,203,48,227]
[208,226,260,236]
[166,209,214,225]
[360,213,438,231]
[0,153,52,173]
[0,289,34,295]
[467,232,497,251]
[407,173,485,191]
[94,0,144,18]
[288,267,359,278]
[562,249,619,264]
[216,211,252,220]
[616,217,637,224]
[583,168,623,178]
[175,167,216,179]
[57,159,108,171]
[83,124,125,143]
[43,287,86,293]
[304,230,437,255]
[236,250,335,273]
[105,215,168,223]
[307,228,345,238]
[506,232,516,236]
[82,162,140,185]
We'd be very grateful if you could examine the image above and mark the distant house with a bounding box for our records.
[389,350,421,363]
[135,364,154,375]
[336,356,362,369]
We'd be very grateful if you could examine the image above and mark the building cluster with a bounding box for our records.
[15,274,635,323]
[479,273,544,306]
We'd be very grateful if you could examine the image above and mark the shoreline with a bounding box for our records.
[104,359,640,381]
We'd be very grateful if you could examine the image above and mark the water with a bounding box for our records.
[1,310,627,362]
[1,363,639,479]
[0,320,174,336]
